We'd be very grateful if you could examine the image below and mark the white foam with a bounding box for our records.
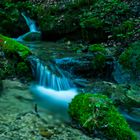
[30,85,78,121]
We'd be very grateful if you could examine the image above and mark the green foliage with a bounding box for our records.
[79,0,130,42]
[113,20,135,39]
[80,17,103,29]
[68,0,95,8]
[32,0,131,42]
[0,0,39,36]
[119,41,140,74]
[69,93,137,140]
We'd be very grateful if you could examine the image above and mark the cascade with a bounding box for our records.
[17,13,41,41]
[29,56,77,121]
[21,12,38,32]
[29,56,75,90]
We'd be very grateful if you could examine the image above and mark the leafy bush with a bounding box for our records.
[113,20,135,39]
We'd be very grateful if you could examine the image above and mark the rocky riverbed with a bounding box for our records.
[0,79,100,140]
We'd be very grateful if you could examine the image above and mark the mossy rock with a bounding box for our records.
[88,44,107,70]
[0,34,32,79]
[69,93,137,140]
[0,34,31,60]
[80,17,103,29]
[119,41,140,75]
[88,44,106,53]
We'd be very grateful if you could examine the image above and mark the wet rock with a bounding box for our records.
[69,93,137,140]
[91,81,140,108]
[2,80,28,90]
[55,55,94,77]
[55,54,112,79]
[17,31,41,42]
[0,80,97,140]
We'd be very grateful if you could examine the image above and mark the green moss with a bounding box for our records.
[102,109,137,140]
[113,20,135,40]
[0,34,32,79]
[34,0,130,42]
[0,34,31,60]
[69,93,137,140]
[119,41,140,73]
[88,44,105,53]
[88,44,107,69]
[92,54,106,69]
[16,62,30,74]
[80,17,103,29]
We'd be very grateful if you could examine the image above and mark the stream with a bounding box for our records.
[24,39,140,139]
[0,13,139,140]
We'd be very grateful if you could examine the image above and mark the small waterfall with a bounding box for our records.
[29,56,75,91]
[17,13,41,41]
[29,56,77,121]
[21,12,38,32]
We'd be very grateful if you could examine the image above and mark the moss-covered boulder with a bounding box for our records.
[0,34,32,79]
[119,41,140,78]
[88,44,107,70]
[69,93,137,140]
[0,34,31,59]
